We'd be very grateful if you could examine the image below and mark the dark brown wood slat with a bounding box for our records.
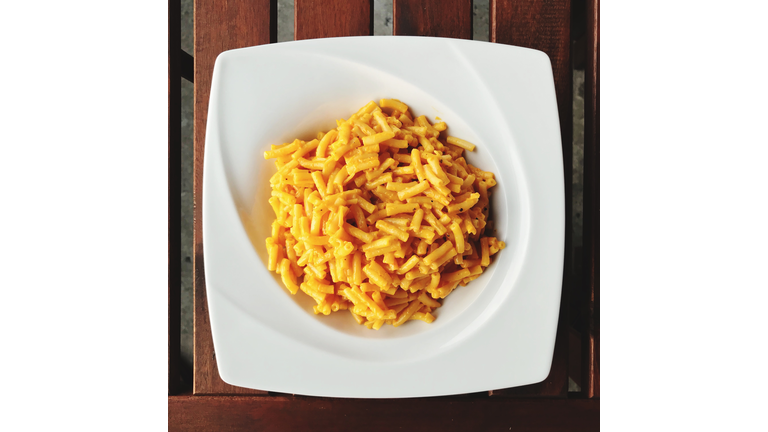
[568,325,582,390]
[393,0,473,39]
[168,0,182,396]
[295,0,373,40]
[169,395,600,432]
[193,0,277,395]
[181,50,194,82]
[583,0,599,399]
[489,0,572,397]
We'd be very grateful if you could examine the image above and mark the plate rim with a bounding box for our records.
[202,35,564,397]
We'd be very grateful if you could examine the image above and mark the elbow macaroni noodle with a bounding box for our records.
[264,99,505,329]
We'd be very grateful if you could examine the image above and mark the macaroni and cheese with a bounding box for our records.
[264,99,505,329]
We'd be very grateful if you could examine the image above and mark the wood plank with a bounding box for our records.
[568,326,582,389]
[570,0,587,70]
[181,50,194,83]
[193,0,277,395]
[489,0,572,397]
[295,0,373,40]
[582,0,599,398]
[169,394,600,432]
[168,0,182,396]
[393,0,473,39]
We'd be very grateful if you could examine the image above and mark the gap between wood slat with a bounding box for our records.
[168,0,182,396]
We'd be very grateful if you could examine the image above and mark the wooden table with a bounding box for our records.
[168,0,599,429]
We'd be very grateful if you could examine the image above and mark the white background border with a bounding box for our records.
[1,1,167,430]
[603,1,768,430]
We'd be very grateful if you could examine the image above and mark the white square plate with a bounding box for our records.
[203,36,564,398]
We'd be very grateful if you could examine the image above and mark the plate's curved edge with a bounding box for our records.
[208,288,561,398]
[202,35,567,397]
[218,35,553,58]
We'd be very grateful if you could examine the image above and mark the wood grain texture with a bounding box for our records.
[169,394,600,432]
[193,0,276,395]
[168,0,182,396]
[393,0,473,39]
[295,0,373,40]
[489,0,572,397]
[582,0,599,398]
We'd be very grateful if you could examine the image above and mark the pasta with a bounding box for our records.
[264,99,505,329]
